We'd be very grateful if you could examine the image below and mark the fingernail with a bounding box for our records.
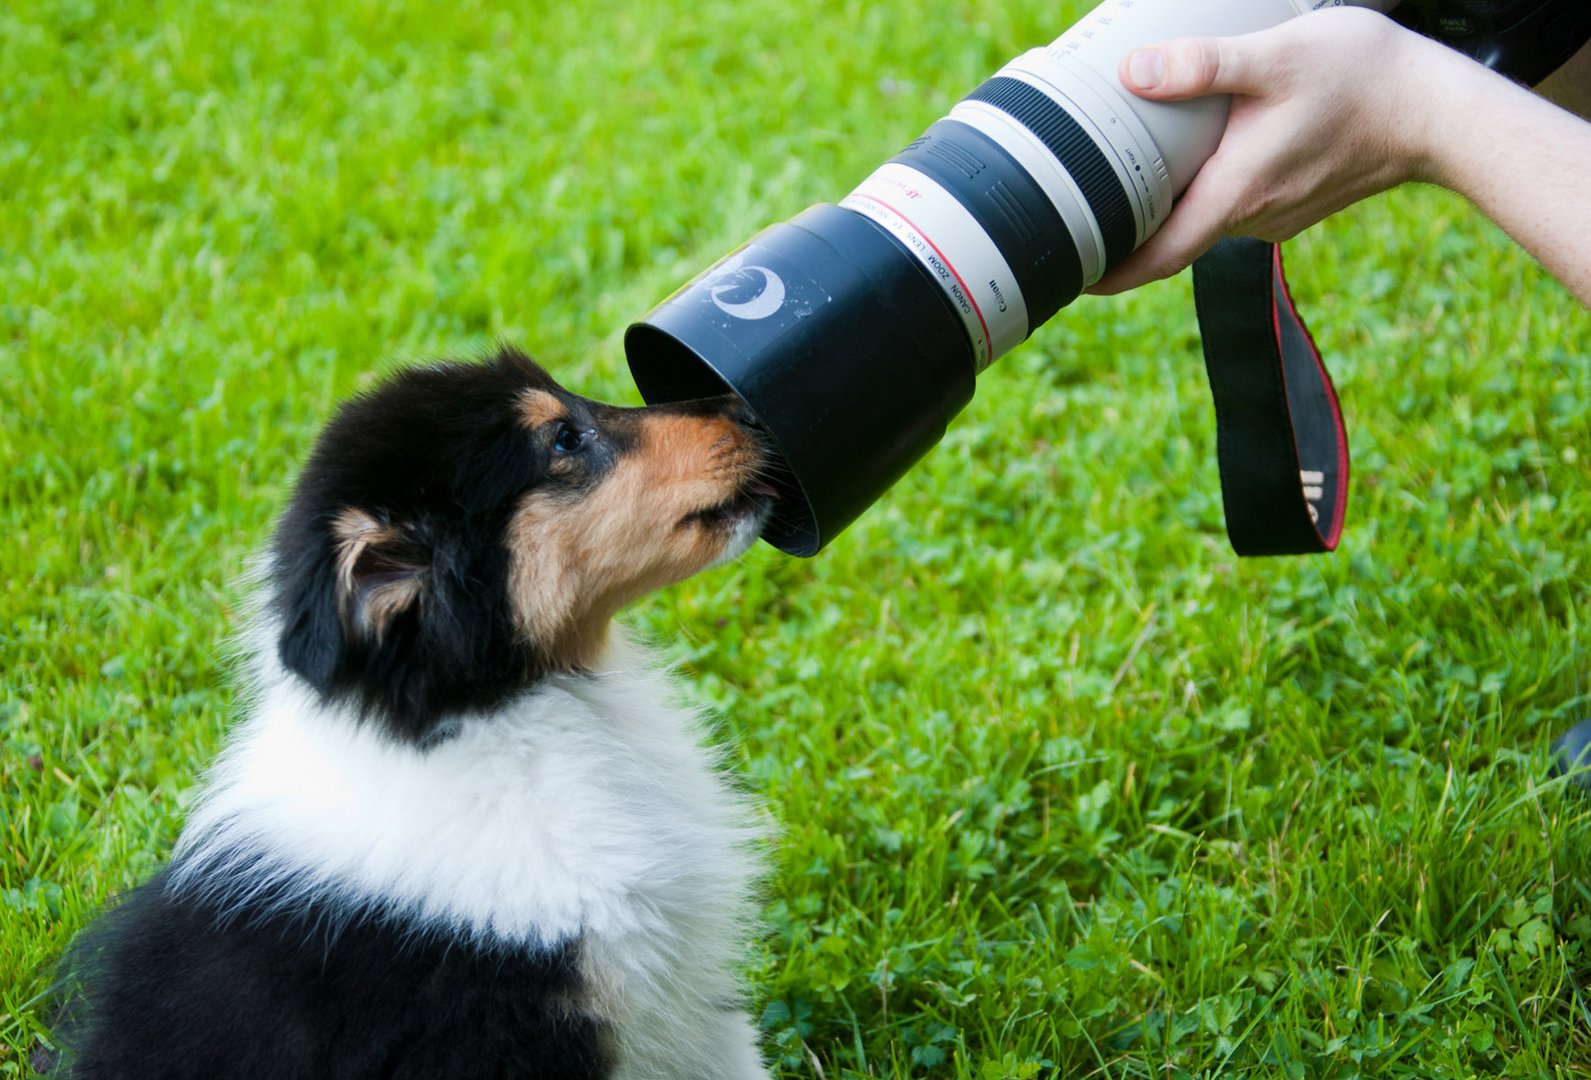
[1127,49,1166,90]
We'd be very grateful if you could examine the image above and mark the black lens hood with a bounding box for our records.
[626,204,976,556]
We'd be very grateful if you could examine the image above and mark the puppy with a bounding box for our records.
[52,349,775,1080]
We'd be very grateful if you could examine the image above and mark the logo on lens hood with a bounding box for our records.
[707,262,786,321]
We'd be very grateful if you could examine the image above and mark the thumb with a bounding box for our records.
[1119,36,1267,101]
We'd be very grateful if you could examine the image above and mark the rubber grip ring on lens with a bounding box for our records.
[889,120,1081,329]
[963,76,1137,273]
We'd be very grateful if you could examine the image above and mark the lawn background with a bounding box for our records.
[3,0,1590,1076]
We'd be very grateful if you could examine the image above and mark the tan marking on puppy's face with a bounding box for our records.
[518,389,564,432]
[506,406,766,670]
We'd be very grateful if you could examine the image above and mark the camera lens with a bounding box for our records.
[627,0,1331,555]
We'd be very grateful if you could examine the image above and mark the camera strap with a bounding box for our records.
[1191,237,1349,556]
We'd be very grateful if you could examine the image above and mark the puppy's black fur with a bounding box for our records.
[54,872,608,1080]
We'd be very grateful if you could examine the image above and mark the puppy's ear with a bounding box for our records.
[274,506,429,695]
[329,508,428,642]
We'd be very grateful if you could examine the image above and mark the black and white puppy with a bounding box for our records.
[54,349,775,1079]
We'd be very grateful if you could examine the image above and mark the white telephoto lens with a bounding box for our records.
[839,0,1404,367]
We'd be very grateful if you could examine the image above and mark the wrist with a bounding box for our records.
[1388,37,1474,188]
[1401,41,1532,193]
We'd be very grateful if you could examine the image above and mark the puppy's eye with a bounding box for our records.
[551,423,594,454]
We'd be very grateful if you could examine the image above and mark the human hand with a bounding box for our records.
[1088,9,1460,295]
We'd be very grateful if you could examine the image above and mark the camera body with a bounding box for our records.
[1394,0,1591,85]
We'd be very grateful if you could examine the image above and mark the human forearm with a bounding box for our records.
[1419,53,1591,305]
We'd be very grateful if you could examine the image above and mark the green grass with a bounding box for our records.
[4,0,1590,1076]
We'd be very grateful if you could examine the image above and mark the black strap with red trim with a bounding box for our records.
[1191,237,1350,556]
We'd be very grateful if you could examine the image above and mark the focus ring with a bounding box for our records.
[964,75,1137,272]
[889,120,1082,329]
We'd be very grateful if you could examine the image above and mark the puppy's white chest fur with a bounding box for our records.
[173,634,768,1080]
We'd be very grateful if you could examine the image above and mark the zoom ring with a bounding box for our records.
[964,76,1137,273]
[889,120,1082,329]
